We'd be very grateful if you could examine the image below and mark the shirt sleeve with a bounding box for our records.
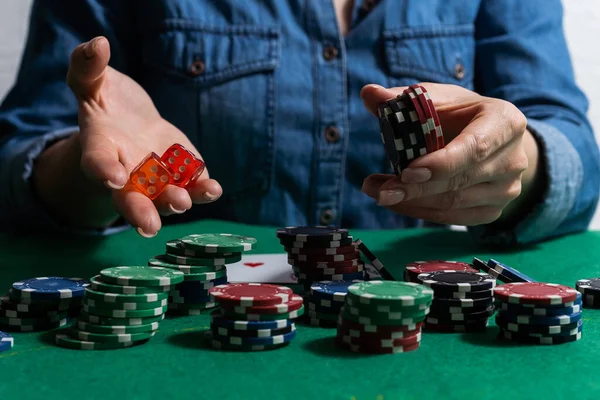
[0,0,135,234]
[468,0,600,246]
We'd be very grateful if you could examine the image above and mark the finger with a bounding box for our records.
[67,36,110,102]
[360,84,405,116]
[384,204,503,226]
[376,138,527,205]
[399,179,521,210]
[406,101,526,181]
[186,178,223,204]
[154,185,193,216]
[79,125,129,189]
[361,174,395,198]
[113,187,162,237]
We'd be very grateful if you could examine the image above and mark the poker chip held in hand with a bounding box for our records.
[377,84,445,176]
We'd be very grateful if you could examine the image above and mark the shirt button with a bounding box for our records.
[323,46,339,61]
[320,209,335,225]
[325,126,340,143]
[454,63,466,80]
[189,58,206,76]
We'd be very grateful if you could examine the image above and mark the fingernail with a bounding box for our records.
[136,227,157,238]
[401,168,432,184]
[377,189,405,206]
[203,191,220,201]
[168,204,186,214]
[84,38,97,60]
[104,180,125,190]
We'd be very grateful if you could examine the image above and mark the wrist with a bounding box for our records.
[32,133,120,228]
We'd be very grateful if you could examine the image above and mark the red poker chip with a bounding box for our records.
[335,337,420,354]
[408,85,438,152]
[421,86,445,149]
[221,295,304,315]
[493,282,580,306]
[405,260,477,278]
[287,251,361,263]
[403,89,433,153]
[208,283,293,307]
[284,245,357,255]
[338,315,424,334]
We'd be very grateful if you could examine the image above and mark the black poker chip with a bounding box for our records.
[418,271,497,292]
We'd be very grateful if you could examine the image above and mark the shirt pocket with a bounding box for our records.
[141,20,280,199]
[382,24,475,89]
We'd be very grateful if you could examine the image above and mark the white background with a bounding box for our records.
[1,0,599,228]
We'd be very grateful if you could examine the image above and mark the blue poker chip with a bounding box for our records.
[12,277,89,300]
[496,317,583,337]
[487,259,536,283]
[309,280,363,302]
[209,310,294,330]
[497,299,582,317]
[0,331,14,353]
[496,310,582,326]
[472,257,514,284]
[212,326,296,346]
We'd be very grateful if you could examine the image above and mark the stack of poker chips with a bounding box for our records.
[148,234,257,315]
[472,257,536,284]
[576,278,600,308]
[305,281,363,328]
[404,260,479,283]
[417,271,496,333]
[208,283,301,351]
[277,226,365,291]
[377,84,444,176]
[55,266,183,350]
[495,282,583,345]
[337,281,433,354]
[0,277,87,332]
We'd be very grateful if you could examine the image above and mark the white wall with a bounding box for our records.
[1,0,600,228]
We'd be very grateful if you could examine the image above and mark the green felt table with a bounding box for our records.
[1,220,600,400]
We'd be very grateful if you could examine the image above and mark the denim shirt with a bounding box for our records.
[1,0,598,245]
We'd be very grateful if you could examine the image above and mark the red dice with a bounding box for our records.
[127,152,172,200]
[160,143,205,187]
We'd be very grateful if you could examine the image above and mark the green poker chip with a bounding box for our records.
[345,295,430,314]
[55,332,151,350]
[89,276,171,295]
[220,304,305,321]
[180,233,257,254]
[76,320,160,335]
[148,256,227,273]
[180,268,228,282]
[347,281,434,306]
[69,327,156,343]
[78,311,165,326]
[84,288,168,304]
[340,306,427,327]
[83,297,167,311]
[162,252,241,266]
[83,304,167,319]
[100,266,184,287]
[343,305,429,325]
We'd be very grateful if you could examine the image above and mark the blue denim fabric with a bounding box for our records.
[0,0,598,244]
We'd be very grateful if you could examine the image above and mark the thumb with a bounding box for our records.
[360,84,406,117]
[67,36,110,102]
